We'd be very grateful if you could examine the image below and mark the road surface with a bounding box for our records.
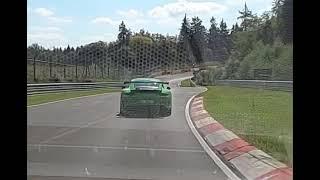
[27,73,229,180]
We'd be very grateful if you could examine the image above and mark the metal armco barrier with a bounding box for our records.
[27,82,123,95]
[215,80,293,91]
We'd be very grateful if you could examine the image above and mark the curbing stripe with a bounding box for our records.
[191,106,204,112]
[188,97,292,180]
[230,152,277,180]
[191,105,204,111]
[205,129,239,147]
[193,99,203,104]
[255,167,293,180]
[192,113,210,121]
[185,95,242,180]
[194,117,217,129]
[194,97,203,101]
[224,145,256,161]
[248,150,287,169]
[214,138,250,155]
[191,109,208,116]
[191,101,203,106]
[199,122,225,136]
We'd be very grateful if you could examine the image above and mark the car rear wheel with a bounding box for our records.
[120,101,127,116]
[160,106,171,117]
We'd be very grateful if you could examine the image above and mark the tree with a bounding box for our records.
[208,17,219,50]
[272,0,284,17]
[278,0,292,44]
[64,45,71,54]
[28,43,44,59]
[209,17,218,36]
[259,19,274,44]
[237,2,255,31]
[189,16,207,64]
[178,14,191,43]
[219,19,228,35]
[231,23,241,34]
[118,21,130,45]
[139,29,145,36]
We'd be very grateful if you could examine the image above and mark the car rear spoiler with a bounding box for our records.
[122,81,169,88]
[123,81,169,84]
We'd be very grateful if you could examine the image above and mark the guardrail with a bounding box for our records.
[215,79,293,91]
[27,82,123,95]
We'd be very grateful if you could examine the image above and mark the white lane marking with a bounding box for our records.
[27,92,118,108]
[84,167,91,176]
[27,144,206,153]
[185,93,241,180]
[39,113,110,144]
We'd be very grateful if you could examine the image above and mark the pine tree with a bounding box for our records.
[65,45,71,54]
[209,17,218,36]
[219,19,228,35]
[118,21,130,44]
[237,2,254,31]
[189,16,207,64]
[272,0,284,17]
[259,19,274,44]
[279,0,292,44]
[208,17,219,61]
[230,23,241,34]
[178,14,191,43]
[139,29,145,36]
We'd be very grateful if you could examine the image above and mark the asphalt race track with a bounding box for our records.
[27,73,229,180]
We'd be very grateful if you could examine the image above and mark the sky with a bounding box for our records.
[27,0,274,49]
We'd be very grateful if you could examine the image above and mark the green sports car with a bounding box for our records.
[120,78,172,117]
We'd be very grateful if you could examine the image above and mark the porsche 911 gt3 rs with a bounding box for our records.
[120,78,172,117]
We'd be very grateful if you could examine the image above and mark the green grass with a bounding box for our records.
[27,87,120,106]
[180,79,196,87]
[202,86,292,166]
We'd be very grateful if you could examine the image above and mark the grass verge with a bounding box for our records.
[180,79,196,87]
[202,86,292,166]
[27,87,120,106]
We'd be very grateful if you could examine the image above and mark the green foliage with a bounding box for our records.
[194,67,223,85]
[129,35,153,46]
[225,0,292,80]
[232,31,258,61]
[239,60,251,79]
[180,79,196,87]
[118,21,131,45]
[234,40,292,80]
[189,16,207,64]
[27,87,120,106]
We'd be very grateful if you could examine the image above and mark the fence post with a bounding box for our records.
[94,63,97,79]
[107,66,109,77]
[64,64,66,79]
[75,61,78,80]
[33,57,36,82]
[49,58,52,78]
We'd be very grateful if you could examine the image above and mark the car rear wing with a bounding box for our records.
[123,81,169,84]
[122,81,169,88]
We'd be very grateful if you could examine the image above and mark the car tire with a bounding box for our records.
[120,101,127,116]
[160,106,171,117]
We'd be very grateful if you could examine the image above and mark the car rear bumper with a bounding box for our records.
[121,104,161,117]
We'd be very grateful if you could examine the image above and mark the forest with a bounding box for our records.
[27,0,292,83]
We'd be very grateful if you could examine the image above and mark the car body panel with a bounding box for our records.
[120,78,172,117]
